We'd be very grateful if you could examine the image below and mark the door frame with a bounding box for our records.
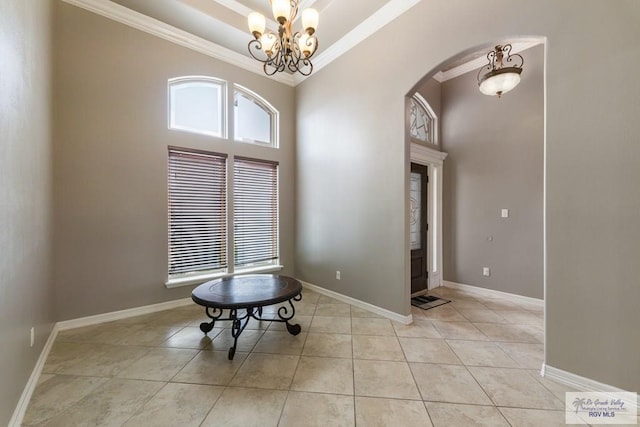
[410,162,429,294]
[410,142,447,289]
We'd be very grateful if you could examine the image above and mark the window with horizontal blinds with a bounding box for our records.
[233,158,279,269]
[168,148,227,278]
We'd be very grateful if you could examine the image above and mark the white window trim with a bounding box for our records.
[410,92,438,146]
[167,76,228,139]
[165,78,282,288]
[233,83,279,148]
[165,152,282,289]
[165,264,284,288]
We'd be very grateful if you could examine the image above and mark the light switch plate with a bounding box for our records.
[501,209,509,218]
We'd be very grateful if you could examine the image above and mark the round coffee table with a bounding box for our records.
[192,274,303,359]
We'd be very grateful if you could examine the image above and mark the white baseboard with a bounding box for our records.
[443,280,544,308]
[56,298,193,331]
[542,364,634,394]
[301,281,413,325]
[8,324,59,427]
[10,297,194,425]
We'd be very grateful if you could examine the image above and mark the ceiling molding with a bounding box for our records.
[299,0,318,9]
[211,0,279,31]
[62,0,297,87]
[211,0,253,17]
[435,41,541,83]
[63,0,422,87]
[297,0,421,84]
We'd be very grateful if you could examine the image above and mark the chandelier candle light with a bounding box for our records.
[247,0,319,76]
[477,44,524,98]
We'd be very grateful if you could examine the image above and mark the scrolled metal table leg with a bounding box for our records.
[278,293,302,336]
[200,307,223,334]
[228,308,250,360]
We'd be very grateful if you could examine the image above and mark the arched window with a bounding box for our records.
[409,93,437,146]
[166,77,282,286]
[168,76,226,138]
[234,84,279,148]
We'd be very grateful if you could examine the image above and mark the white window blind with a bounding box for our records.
[168,147,227,278]
[233,157,279,269]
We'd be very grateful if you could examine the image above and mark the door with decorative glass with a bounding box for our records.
[410,163,428,294]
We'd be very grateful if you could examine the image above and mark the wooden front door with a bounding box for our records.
[410,163,428,294]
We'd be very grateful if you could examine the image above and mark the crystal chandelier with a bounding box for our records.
[247,0,319,76]
[477,44,524,98]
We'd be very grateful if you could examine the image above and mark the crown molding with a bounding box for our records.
[211,0,279,31]
[432,71,444,83]
[62,0,297,87]
[58,2,543,88]
[296,0,421,84]
[212,0,254,17]
[64,0,421,87]
[434,41,541,83]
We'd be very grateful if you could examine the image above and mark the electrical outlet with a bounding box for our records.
[501,209,509,218]
[483,267,490,277]
[336,271,341,280]
[30,327,34,347]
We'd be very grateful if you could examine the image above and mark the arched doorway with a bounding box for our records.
[405,38,546,306]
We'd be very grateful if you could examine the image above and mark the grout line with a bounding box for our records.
[27,289,553,425]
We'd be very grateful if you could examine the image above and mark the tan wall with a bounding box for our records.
[296,0,640,390]
[53,2,297,320]
[0,0,54,423]
[441,45,544,299]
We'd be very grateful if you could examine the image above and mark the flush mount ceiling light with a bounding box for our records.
[477,44,524,98]
[247,0,319,76]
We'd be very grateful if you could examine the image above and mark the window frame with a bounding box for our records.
[167,147,229,282]
[409,93,438,146]
[168,76,227,139]
[165,76,283,288]
[233,84,279,148]
[232,156,280,271]
[165,150,282,288]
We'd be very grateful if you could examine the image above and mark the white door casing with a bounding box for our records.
[410,143,447,289]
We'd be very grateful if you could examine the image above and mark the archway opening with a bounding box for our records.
[405,37,546,316]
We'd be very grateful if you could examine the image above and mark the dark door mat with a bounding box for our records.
[411,295,451,311]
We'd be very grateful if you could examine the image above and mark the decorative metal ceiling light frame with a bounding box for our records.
[247,0,319,76]
[477,44,524,98]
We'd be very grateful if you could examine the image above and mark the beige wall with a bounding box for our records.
[0,0,54,424]
[53,2,297,320]
[296,0,640,391]
[441,45,544,299]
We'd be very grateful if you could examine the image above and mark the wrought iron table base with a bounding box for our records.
[199,294,302,360]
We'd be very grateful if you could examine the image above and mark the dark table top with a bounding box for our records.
[192,274,302,309]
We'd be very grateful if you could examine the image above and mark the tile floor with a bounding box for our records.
[22,286,589,426]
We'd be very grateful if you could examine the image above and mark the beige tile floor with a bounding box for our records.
[23,286,586,426]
